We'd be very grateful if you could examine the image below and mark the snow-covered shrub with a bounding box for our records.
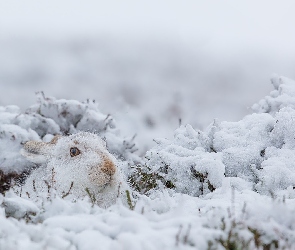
[0,92,139,193]
[252,75,295,114]
[0,105,41,176]
[142,124,225,196]
[212,113,274,180]
[252,76,295,195]
[142,75,295,197]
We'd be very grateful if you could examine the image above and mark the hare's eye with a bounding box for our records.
[70,147,80,157]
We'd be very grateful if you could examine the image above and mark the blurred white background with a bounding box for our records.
[1,0,295,153]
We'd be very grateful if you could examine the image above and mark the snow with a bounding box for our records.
[1,76,295,249]
[3,193,39,220]
[1,190,295,249]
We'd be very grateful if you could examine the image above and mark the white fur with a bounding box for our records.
[20,132,129,208]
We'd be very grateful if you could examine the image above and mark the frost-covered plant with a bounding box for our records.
[20,132,129,208]
[143,124,225,196]
[252,75,295,114]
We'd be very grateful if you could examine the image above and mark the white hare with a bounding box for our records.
[20,132,129,208]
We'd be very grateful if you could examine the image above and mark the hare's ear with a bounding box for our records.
[50,135,62,144]
[21,141,55,164]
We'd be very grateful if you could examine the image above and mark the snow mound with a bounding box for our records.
[253,74,295,114]
[145,124,225,196]
[143,75,295,197]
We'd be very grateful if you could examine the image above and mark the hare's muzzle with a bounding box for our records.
[100,155,116,176]
[88,154,117,187]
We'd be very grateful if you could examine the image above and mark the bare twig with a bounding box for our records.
[62,182,74,198]
[33,180,36,192]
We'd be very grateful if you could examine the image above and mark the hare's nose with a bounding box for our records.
[100,157,116,176]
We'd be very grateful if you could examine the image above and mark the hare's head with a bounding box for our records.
[21,132,117,188]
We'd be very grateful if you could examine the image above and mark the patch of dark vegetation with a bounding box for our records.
[0,170,28,195]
